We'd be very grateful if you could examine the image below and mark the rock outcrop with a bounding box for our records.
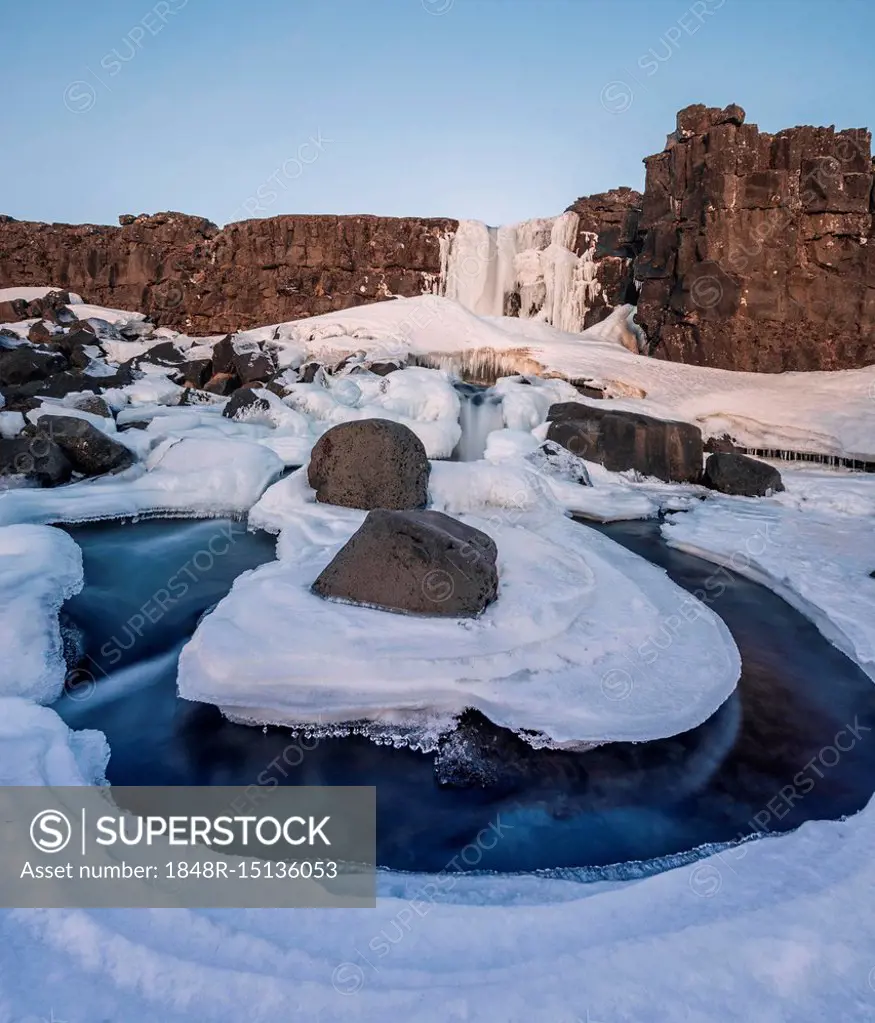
[635,103,875,371]
[546,402,704,483]
[565,187,643,328]
[0,213,456,335]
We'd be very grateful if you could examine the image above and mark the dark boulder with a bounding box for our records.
[0,299,28,323]
[312,508,498,617]
[179,358,213,389]
[298,362,323,384]
[222,388,270,420]
[702,452,784,496]
[308,418,430,510]
[210,334,236,374]
[0,347,66,387]
[203,371,239,396]
[34,415,134,476]
[0,436,73,486]
[137,341,186,367]
[546,402,703,483]
[27,321,60,344]
[72,395,113,418]
[704,434,737,454]
[232,343,274,385]
[367,361,402,377]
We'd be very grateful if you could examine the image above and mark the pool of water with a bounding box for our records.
[55,515,875,875]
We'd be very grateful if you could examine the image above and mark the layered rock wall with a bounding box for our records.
[0,213,456,335]
[635,104,875,370]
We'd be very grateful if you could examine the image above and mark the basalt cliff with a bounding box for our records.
[1,104,873,371]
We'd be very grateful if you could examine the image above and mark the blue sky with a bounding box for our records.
[2,0,873,227]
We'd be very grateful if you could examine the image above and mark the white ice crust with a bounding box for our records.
[180,470,740,746]
[0,525,84,702]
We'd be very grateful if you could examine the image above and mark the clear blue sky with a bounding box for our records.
[2,0,873,227]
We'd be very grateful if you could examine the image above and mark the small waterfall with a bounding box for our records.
[453,384,505,461]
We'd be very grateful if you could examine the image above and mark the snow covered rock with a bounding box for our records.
[0,436,73,486]
[702,451,785,497]
[312,509,499,617]
[547,402,704,482]
[308,418,430,510]
[33,415,134,476]
[179,505,740,745]
[222,388,270,421]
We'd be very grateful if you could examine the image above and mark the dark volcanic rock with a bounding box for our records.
[0,347,66,387]
[298,362,323,383]
[27,321,60,344]
[222,388,270,420]
[367,361,402,376]
[34,415,134,476]
[232,343,274,385]
[702,452,784,496]
[0,436,73,486]
[564,187,644,328]
[179,358,213,388]
[72,395,113,418]
[203,372,239,396]
[308,419,430,510]
[138,341,185,366]
[0,212,456,335]
[635,104,875,370]
[546,402,703,483]
[312,509,498,617]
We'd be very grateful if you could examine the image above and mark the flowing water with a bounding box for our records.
[55,516,875,875]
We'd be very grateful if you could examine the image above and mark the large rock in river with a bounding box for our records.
[312,509,499,617]
[308,418,430,510]
[546,402,703,483]
[702,452,785,496]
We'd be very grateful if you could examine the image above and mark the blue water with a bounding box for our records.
[54,516,875,874]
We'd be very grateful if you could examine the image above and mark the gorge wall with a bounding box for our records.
[636,104,875,371]
[1,103,873,370]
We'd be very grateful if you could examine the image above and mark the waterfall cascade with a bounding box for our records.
[452,384,505,461]
[439,211,601,333]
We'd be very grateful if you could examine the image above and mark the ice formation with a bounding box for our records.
[180,469,741,746]
[440,212,601,332]
[0,525,84,702]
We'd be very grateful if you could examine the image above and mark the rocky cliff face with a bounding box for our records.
[0,212,457,334]
[3,104,874,370]
[565,187,643,328]
[635,104,875,371]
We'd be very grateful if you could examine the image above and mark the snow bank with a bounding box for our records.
[255,296,875,461]
[0,699,108,785]
[0,525,83,702]
[662,490,875,682]
[182,480,740,747]
[0,438,284,526]
[0,286,84,304]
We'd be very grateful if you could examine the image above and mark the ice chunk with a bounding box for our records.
[0,525,83,702]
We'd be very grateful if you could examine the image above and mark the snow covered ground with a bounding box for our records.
[2,294,875,1020]
[249,295,875,461]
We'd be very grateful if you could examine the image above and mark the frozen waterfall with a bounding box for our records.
[439,211,601,333]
